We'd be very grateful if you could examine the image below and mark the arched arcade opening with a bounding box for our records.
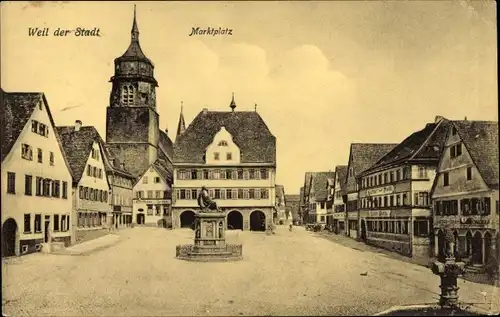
[180,210,196,230]
[227,210,243,230]
[250,210,266,231]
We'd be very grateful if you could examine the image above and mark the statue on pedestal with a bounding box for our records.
[197,186,221,213]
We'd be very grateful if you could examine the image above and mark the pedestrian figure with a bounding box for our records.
[289,223,293,232]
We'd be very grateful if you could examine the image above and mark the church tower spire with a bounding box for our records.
[106,6,162,179]
[131,4,139,42]
[230,92,237,112]
[176,101,186,137]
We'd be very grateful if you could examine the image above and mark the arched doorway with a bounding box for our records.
[471,231,483,265]
[484,231,492,264]
[227,210,243,230]
[136,213,145,225]
[250,210,266,231]
[466,231,473,258]
[180,210,196,230]
[437,230,446,261]
[360,219,367,242]
[2,218,18,257]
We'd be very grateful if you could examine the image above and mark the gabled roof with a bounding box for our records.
[334,165,348,195]
[363,119,450,175]
[159,130,174,160]
[173,110,276,164]
[56,126,106,184]
[346,143,397,192]
[1,90,73,175]
[1,90,43,161]
[134,159,173,188]
[303,172,314,196]
[453,120,499,188]
[311,171,335,201]
[101,143,135,180]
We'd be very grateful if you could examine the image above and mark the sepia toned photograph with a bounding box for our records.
[1,1,498,316]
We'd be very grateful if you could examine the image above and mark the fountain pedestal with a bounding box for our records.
[431,241,466,308]
[176,211,243,262]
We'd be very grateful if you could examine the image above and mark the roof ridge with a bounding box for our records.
[407,119,447,161]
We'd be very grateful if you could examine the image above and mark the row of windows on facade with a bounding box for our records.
[78,186,109,203]
[175,188,270,200]
[112,175,134,188]
[442,167,473,186]
[435,197,497,216]
[360,191,430,209]
[177,168,270,181]
[112,193,133,207]
[135,190,170,199]
[21,143,55,166]
[77,212,107,227]
[141,175,162,185]
[365,218,429,237]
[360,166,414,189]
[139,205,170,217]
[6,172,68,199]
[87,164,104,179]
[31,119,49,138]
[23,213,70,234]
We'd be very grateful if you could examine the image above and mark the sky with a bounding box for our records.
[1,1,497,195]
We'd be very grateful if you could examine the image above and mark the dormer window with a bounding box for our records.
[218,140,228,146]
[121,84,135,106]
[214,152,220,160]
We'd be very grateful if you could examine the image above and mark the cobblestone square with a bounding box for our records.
[2,226,499,316]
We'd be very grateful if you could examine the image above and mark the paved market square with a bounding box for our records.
[2,227,499,316]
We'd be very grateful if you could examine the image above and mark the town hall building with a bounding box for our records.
[171,96,277,231]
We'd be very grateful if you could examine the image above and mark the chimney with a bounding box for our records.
[464,116,467,121]
[434,116,444,123]
[202,108,208,114]
[75,120,82,132]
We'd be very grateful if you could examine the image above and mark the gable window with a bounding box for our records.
[443,172,449,187]
[21,144,33,160]
[31,120,39,133]
[218,140,228,146]
[7,172,15,194]
[226,152,232,160]
[154,176,161,183]
[37,148,43,163]
[466,167,472,180]
[25,175,32,196]
[214,152,220,160]
[452,126,457,136]
[49,152,54,166]
[418,166,427,178]
[143,176,148,184]
[450,143,462,159]
[38,123,47,137]
[24,214,31,233]
[87,165,92,176]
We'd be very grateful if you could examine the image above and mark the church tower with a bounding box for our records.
[106,6,160,178]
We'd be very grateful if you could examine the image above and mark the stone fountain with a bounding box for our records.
[374,228,492,316]
[176,209,243,262]
[430,228,466,308]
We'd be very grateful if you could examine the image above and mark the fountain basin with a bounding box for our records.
[374,304,491,316]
